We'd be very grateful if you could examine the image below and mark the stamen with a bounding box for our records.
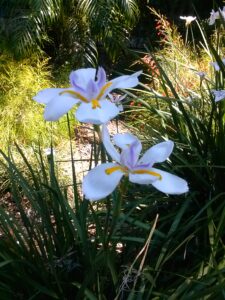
[59,90,89,103]
[92,99,101,109]
[105,165,127,175]
[132,169,162,180]
[96,82,112,101]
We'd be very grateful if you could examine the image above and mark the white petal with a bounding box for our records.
[69,68,96,90]
[44,95,79,121]
[129,172,159,185]
[151,168,189,195]
[139,141,174,166]
[33,88,67,104]
[82,163,124,201]
[75,99,120,125]
[113,133,139,149]
[109,71,142,91]
[102,125,120,162]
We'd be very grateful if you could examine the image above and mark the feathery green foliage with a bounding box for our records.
[0,54,74,151]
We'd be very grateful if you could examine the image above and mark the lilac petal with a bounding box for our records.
[86,79,99,99]
[96,67,107,89]
[82,163,124,201]
[120,140,142,169]
[69,68,96,90]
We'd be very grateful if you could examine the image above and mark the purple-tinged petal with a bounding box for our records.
[96,67,107,89]
[120,140,142,169]
[86,79,99,99]
[69,68,96,90]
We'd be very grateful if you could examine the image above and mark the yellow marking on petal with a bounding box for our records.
[132,169,162,180]
[92,99,101,109]
[59,90,89,103]
[96,82,112,101]
[105,165,127,175]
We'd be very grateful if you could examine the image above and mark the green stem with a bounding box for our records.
[66,114,79,211]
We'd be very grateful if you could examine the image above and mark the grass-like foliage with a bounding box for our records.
[121,8,225,297]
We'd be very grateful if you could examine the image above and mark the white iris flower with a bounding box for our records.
[33,67,141,124]
[83,126,189,201]
[209,7,225,25]
[211,90,225,102]
[179,16,196,26]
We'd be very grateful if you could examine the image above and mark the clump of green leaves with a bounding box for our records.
[121,8,225,298]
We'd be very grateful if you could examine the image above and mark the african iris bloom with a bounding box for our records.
[83,126,189,201]
[211,90,225,102]
[209,7,225,25]
[33,67,142,124]
[179,16,196,26]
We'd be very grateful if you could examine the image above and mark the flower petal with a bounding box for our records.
[82,163,124,201]
[129,171,159,185]
[69,68,96,90]
[113,133,139,149]
[33,88,67,104]
[102,125,121,162]
[150,168,189,195]
[120,140,142,169]
[96,67,107,89]
[139,141,174,166]
[75,99,120,125]
[44,95,79,121]
[110,70,142,91]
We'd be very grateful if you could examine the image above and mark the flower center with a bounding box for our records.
[91,82,113,109]
[105,166,162,180]
[59,81,113,109]
[96,82,112,101]
[91,99,101,109]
